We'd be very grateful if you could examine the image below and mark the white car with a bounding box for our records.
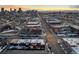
[57,34,66,37]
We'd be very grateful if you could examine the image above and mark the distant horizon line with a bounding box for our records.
[0,5,79,11]
[0,7,79,11]
[0,9,79,11]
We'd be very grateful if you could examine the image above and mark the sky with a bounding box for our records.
[0,5,79,11]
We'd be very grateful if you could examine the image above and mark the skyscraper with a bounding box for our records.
[1,8,4,12]
[10,8,12,12]
[18,8,22,13]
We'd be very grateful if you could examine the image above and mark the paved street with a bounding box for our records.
[38,14,65,54]
[2,50,48,54]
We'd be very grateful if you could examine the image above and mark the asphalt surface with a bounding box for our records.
[38,14,65,54]
[2,50,48,54]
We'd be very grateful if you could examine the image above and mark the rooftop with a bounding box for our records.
[62,38,79,54]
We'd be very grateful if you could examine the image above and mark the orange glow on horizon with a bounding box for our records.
[0,5,79,11]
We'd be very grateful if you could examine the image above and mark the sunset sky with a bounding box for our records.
[0,5,79,11]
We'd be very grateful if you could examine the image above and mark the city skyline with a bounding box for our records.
[0,5,79,11]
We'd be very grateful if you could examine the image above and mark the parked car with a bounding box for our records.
[57,33,66,37]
